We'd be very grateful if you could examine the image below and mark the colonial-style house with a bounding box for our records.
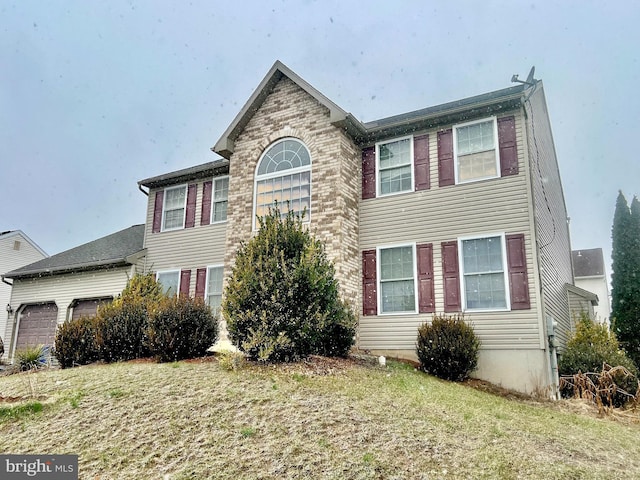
[4,61,593,396]
[136,61,581,395]
[2,225,144,359]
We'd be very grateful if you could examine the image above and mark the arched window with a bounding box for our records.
[254,138,311,225]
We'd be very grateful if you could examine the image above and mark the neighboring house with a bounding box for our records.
[2,225,145,359]
[0,230,47,349]
[138,61,582,395]
[572,248,611,325]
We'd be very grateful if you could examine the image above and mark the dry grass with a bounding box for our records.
[1,356,639,479]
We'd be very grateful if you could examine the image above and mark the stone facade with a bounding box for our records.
[222,77,361,308]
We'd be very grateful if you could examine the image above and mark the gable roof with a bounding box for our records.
[566,283,599,305]
[0,230,48,257]
[138,159,229,189]
[213,61,360,159]
[212,60,533,157]
[572,248,605,277]
[3,225,145,279]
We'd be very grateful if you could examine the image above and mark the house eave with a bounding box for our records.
[355,92,525,145]
[4,249,146,280]
[138,160,229,189]
[566,283,599,306]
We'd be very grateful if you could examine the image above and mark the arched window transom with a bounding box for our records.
[254,138,311,225]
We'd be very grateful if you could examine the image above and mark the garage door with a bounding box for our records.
[15,303,58,351]
[71,298,112,320]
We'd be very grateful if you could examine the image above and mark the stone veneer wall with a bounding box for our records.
[223,76,361,308]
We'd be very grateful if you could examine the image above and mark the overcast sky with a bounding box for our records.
[2,1,639,283]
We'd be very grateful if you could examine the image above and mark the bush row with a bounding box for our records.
[55,274,218,368]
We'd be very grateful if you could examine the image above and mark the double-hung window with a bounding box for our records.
[377,136,413,196]
[157,270,180,297]
[254,138,311,228]
[460,234,509,310]
[205,266,224,315]
[454,117,499,183]
[162,185,187,231]
[378,244,417,314]
[212,176,229,223]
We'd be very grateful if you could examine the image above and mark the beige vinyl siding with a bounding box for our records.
[359,110,542,351]
[144,178,227,296]
[567,289,595,328]
[1,233,48,348]
[4,267,132,356]
[524,84,573,351]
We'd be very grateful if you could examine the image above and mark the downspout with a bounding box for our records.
[2,277,12,287]
[138,185,149,196]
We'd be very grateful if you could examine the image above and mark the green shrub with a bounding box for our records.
[54,315,101,368]
[416,314,480,381]
[93,273,165,362]
[95,301,150,362]
[559,314,638,406]
[223,205,356,362]
[147,296,219,362]
[15,345,48,371]
[116,272,165,308]
[217,350,246,371]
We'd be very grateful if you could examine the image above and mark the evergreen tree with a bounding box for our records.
[611,191,640,364]
[222,205,356,362]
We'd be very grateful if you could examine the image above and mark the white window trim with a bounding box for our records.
[156,269,181,297]
[375,135,415,198]
[204,264,224,303]
[210,175,230,224]
[252,137,312,231]
[457,232,511,312]
[376,242,418,315]
[161,184,188,232]
[453,116,500,185]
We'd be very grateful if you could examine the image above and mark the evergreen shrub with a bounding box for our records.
[416,313,480,381]
[223,206,356,362]
[95,301,150,362]
[54,315,100,368]
[147,295,219,362]
[94,273,164,362]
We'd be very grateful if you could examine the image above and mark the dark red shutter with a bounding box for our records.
[185,184,197,228]
[506,234,530,310]
[441,241,461,312]
[498,116,518,177]
[179,269,191,297]
[417,243,435,313]
[414,134,430,191]
[362,147,376,199]
[438,129,455,187]
[362,250,377,315]
[152,190,164,233]
[201,181,212,226]
[195,268,207,299]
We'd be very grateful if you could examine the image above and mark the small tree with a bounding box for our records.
[222,205,356,362]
